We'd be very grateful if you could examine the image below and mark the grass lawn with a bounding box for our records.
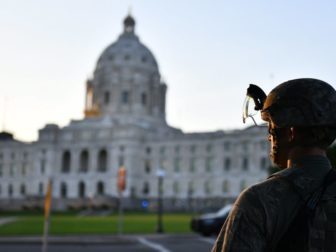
[0,213,193,236]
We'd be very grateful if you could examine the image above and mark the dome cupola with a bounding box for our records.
[84,14,167,126]
[123,14,135,33]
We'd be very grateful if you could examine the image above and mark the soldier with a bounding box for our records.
[212,78,336,252]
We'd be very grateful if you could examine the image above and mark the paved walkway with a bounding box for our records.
[0,217,17,226]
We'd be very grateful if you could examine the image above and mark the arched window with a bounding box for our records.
[61,151,71,173]
[97,149,107,172]
[60,182,67,199]
[80,150,89,172]
[8,184,13,198]
[97,181,105,196]
[79,181,85,198]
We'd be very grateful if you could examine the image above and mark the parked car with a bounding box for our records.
[191,204,232,236]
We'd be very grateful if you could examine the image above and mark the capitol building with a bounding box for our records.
[0,14,269,211]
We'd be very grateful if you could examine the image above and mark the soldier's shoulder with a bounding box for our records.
[237,171,298,208]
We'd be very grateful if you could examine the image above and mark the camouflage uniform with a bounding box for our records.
[212,155,336,252]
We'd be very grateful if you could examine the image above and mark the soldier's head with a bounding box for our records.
[244,78,336,168]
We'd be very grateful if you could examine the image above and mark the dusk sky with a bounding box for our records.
[1,0,336,141]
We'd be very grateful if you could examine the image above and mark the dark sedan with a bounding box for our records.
[191,204,232,236]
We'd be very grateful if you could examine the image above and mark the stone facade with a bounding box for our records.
[0,14,269,211]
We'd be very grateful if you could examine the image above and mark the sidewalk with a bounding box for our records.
[0,234,198,245]
[0,235,135,245]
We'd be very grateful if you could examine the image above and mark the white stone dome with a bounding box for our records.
[85,14,167,124]
[93,14,159,86]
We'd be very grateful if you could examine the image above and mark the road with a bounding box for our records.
[0,234,216,252]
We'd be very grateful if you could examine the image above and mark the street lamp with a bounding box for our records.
[156,169,165,233]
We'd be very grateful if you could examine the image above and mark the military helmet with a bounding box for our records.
[261,78,336,128]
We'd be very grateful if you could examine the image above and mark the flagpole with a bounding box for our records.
[42,214,50,252]
[117,166,126,235]
[42,178,52,252]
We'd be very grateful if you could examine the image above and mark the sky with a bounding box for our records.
[1,0,336,142]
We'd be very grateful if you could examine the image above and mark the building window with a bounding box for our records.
[22,163,27,176]
[188,181,194,196]
[159,159,166,170]
[224,158,231,171]
[204,180,212,195]
[260,157,268,170]
[118,156,124,167]
[61,151,71,173]
[97,149,107,172]
[80,150,89,172]
[0,164,2,177]
[189,158,196,173]
[174,158,181,173]
[260,140,267,150]
[79,181,85,198]
[60,182,67,199]
[108,54,114,61]
[8,184,13,198]
[222,180,230,193]
[104,92,110,105]
[9,164,14,177]
[240,180,247,191]
[242,157,249,170]
[141,56,147,62]
[223,142,231,151]
[20,184,26,196]
[205,157,213,172]
[143,182,149,195]
[159,146,165,155]
[40,159,46,174]
[121,91,129,104]
[206,144,212,153]
[145,159,151,173]
[174,145,180,154]
[190,145,196,153]
[11,153,15,160]
[141,93,147,106]
[39,182,43,196]
[173,181,180,194]
[97,181,105,196]
[124,54,130,61]
[242,141,249,151]
[145,147,151,155]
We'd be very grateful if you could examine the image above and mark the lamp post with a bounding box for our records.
[156,169,165,233]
